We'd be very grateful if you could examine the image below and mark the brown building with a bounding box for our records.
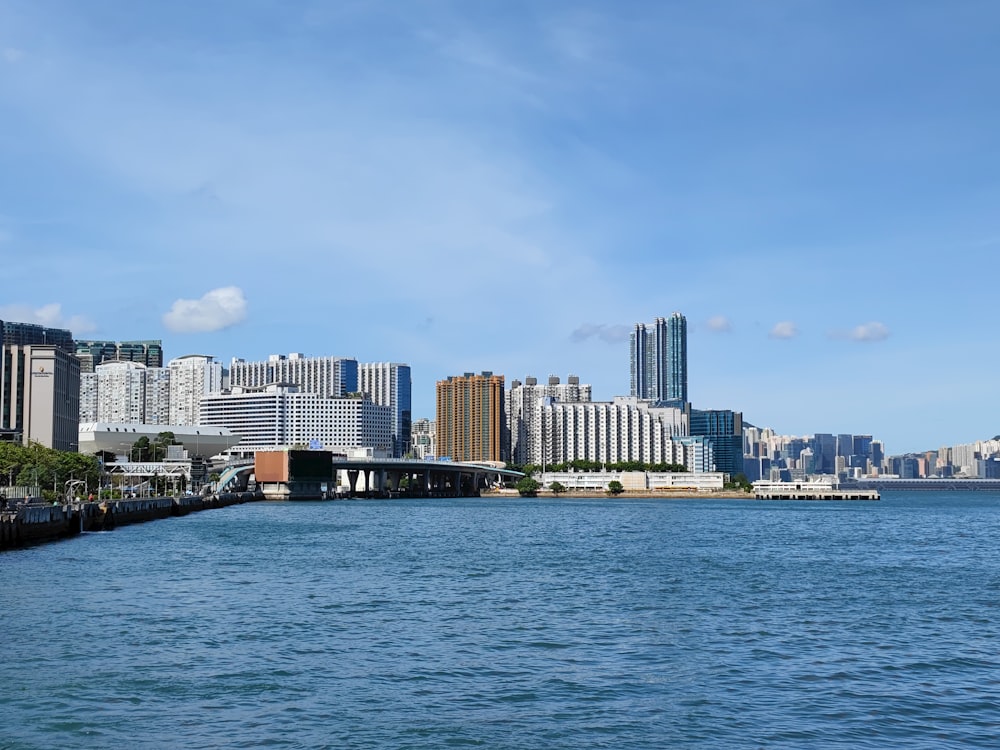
[436,371,505,463]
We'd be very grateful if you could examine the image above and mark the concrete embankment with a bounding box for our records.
[0,493,260,551]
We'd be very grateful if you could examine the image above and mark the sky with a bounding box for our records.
[1,0,998,455]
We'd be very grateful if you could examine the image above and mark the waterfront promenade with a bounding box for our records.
[0,493,259,550]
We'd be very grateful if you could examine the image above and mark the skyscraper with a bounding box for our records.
[629,312,687,403]
[436,372,505,463]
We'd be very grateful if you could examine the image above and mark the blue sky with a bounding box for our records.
[1,0,997,455]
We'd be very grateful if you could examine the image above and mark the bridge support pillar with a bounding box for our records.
[346,470,359,497]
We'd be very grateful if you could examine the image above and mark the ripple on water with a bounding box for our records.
[3,494,1000,749]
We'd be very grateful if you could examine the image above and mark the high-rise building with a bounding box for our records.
[0,320,74,354]
[168,355,223,425]
[94,360,147,423]
[689,407,743,477]
[1,344,80,450]
[436,372,505,463]
[629,312,687,403]
[75,339,163,373]
[358,362,412,458]
[229,353,358,397]
[507,375,592,465]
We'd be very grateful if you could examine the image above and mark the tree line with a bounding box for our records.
[0,442,101,501]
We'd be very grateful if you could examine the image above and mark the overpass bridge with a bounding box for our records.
[212,457,523,499]
[332,458,522,498]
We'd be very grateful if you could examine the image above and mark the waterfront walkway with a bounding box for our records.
[0,493,258,551]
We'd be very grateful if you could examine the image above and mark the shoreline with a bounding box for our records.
[483,489,754,499]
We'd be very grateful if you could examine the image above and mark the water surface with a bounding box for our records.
[2,492,999,748]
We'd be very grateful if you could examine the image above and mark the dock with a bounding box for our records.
[753,481,880,501]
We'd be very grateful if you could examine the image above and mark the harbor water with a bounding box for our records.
[2,492,999,748]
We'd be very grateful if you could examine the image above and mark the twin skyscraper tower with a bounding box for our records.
[629,312,688,404]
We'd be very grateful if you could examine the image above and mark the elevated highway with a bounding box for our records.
[332,458,522,498]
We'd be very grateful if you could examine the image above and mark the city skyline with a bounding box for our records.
[2,2,998,454]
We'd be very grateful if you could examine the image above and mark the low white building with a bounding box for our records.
[78,422,239,458]
[539,470,725,492]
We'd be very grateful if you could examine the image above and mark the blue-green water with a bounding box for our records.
[2,492,1000,749]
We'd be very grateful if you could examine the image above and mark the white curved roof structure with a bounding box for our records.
[78,423,240,457]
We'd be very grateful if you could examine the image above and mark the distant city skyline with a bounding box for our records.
[2,2,997,453]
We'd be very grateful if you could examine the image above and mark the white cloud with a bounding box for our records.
[769,321,798,339]
[850,321,890,342]
[570,322,631,344]
[163,286,248,333]
[707,315,732,333]
[827,321,891,342]
[0,303,96,333]
[3,48,24,63]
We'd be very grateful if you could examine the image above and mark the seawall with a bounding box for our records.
[0,493,261,551]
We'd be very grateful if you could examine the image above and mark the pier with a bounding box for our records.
[753,481,880,501]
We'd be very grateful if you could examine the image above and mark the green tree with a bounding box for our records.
[606,480,625,496]
[549,481,567,495]
[516,477,541,497]
[725,473,753,493]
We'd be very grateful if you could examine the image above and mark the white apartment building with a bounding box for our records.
[95,360,147,423]
[80,372,98,423]
[358,362,412,458]
[507,375,592,465]
[410,418,435,459]
[168,355,223,426]
[199,384,392,457]
[539,397,706,468]
[144,367,171,425]
[229,353,358,397]
[80,362,173,426]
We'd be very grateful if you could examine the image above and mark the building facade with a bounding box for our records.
[0,320,74,354]
[436,372,505,463]
[410,418,436,459]
[689,407,743,477]
[358,362,412,458]
[538,397,701,468]
[229,353,358,398]
[75,339,163,373]
[629,312,687,403]
[200,384,392,457]
[1,344,80,450]
[506,375,592,465]
[168,355,223,426]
